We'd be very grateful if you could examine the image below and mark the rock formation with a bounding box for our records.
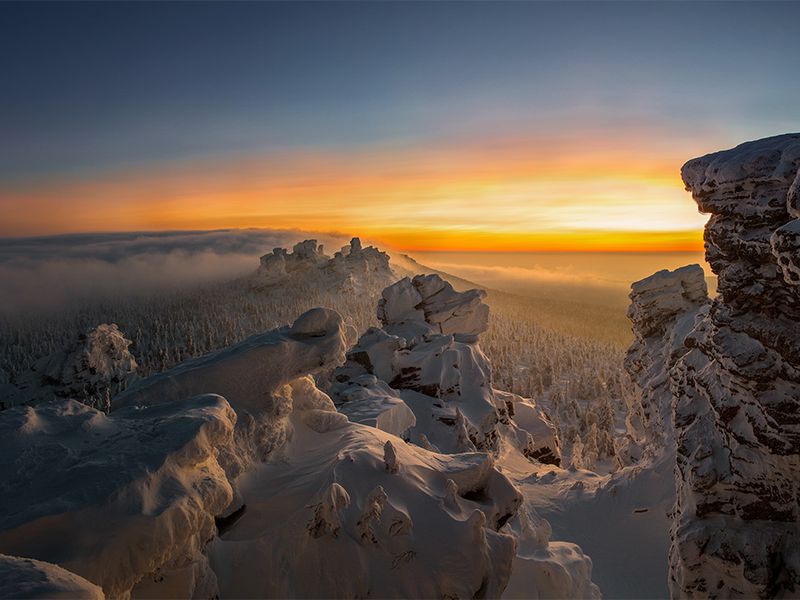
[621,265,710,465]
[6,323,137,411]
[114,307,349,473]
[331,274,559,463]
[209,383,523,599]
[668,134,800,597]
[255,236,394,292]
[0,305,536,598]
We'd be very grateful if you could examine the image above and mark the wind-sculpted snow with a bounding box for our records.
[210,376,523,599]
[665,134,800,597]
[256,236,394,293]
[621,265,709,465]
[6,323,137,410]
[114,307,348,473]
[0,555,104,600]
[0,395,236,599]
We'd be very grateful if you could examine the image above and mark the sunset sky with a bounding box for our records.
[2,2,799,251]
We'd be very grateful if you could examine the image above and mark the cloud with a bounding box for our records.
[0,228,349,314]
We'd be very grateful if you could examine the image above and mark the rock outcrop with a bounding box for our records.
[621,265,710,465]
[255,237,394,292]
[669,134,800,597]
[332,274,557,463]
[209,376,523,599]
[6,323,137,410]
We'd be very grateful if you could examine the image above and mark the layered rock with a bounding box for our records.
[621,265,710,465]
[332,274,556,462]
[0,394,236,598]
[669,134,800,597]
[7,323,137,410]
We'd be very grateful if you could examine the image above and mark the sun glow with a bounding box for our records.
[0,134,707,251]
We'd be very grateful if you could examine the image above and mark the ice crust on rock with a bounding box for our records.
[0,394,236,599]
[660,134,800,598]
[7,323,137,410]
[0,555,104,600]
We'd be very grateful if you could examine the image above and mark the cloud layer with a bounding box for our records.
[0,229,348,314]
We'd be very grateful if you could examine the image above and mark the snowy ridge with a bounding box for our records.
[667,134,800,597]
[0,294,598,598]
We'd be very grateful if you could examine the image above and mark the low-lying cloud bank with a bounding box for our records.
[0,229,348,314]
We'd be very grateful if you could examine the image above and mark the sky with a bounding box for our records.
[1,1,799,251]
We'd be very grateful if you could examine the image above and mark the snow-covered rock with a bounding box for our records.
[329,275,596,597]
[255,237,395,293]
[7,323,137,410]
[333,274,560,463]
[0,394,236,599]
[621,265,710,465]
[332,374,417,438]
[335,275,520,455]
[114,307,348,472]
[378,274,489,342]
[668,134,800,597]
[209,374,523,599]
[0,555,104,600]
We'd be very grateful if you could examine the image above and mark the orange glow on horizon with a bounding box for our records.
[0,132,709,252]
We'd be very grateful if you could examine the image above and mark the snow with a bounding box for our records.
[209,390,523,598]
[114,307,347,415]
[0,555,104,600]
[0,394,235,598]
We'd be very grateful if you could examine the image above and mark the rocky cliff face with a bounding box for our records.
[669,134,800,597]
[621,265,710,465]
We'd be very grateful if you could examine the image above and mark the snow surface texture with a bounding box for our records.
[256,236,395,294]
[670,134,800,597]
[0,555,104,600]
[209,387,524,599]
[5,323,137,410]
[0,394,236,599]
